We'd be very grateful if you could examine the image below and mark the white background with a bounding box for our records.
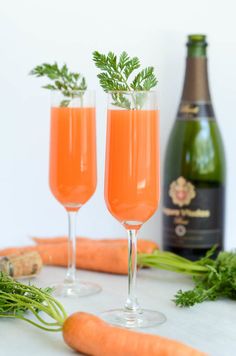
[0,0,235,249]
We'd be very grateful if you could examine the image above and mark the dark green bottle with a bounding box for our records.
[163,35,225,260]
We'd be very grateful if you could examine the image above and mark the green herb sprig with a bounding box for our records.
[138,246,236,307]
[92,51,158,109]
[30,63,87,107]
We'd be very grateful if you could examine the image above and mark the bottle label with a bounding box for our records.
[177,101,215,121]
[163,176,224,248]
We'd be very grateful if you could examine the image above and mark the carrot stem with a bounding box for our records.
[137,250,209,276]
[28,306,62,327]
[0,313,62,332]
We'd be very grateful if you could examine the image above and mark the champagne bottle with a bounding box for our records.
[163,35,225,260]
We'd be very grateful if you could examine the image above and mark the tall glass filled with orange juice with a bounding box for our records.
[49,91,101,297]
[103,91,166,327]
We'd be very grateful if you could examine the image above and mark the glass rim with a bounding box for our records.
[50,89,95,107]
[107,90,157,94]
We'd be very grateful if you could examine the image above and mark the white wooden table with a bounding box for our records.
[1,266,235,355]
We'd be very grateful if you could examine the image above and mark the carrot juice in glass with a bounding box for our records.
[49,91,101,297]
[103,91,166,328]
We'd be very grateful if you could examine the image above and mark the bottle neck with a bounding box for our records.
[181,57,211,103]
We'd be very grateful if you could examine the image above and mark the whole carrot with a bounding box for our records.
[63,312,206,356]
[0,238,158,274]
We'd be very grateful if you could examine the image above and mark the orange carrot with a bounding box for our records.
[32,236,158,256]
[63,312,207,356]
[0,238,158,274]
[32,236,158,251]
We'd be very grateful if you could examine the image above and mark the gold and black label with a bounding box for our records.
[163,177,224,248]
[177,101,215,121]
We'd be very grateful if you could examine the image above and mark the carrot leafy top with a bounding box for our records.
[93,51,158,109]
[138,247,236,307]
[0,272,67,331]
[30,63,87,107]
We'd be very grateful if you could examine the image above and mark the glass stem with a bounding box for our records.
[65,211,77,284]
[125,229,141,312]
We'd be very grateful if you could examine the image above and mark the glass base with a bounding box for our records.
[51,280,102,297]
[101,308,166,328]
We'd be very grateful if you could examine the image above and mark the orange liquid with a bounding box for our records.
[49,107,97,210]
[105,109,160,225]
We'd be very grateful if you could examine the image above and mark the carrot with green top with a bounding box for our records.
[0,273,206,356]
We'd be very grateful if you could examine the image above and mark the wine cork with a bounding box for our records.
[0,251,43,278]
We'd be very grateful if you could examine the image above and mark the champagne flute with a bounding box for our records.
[102,91,166,327]
[49,90,101,297]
